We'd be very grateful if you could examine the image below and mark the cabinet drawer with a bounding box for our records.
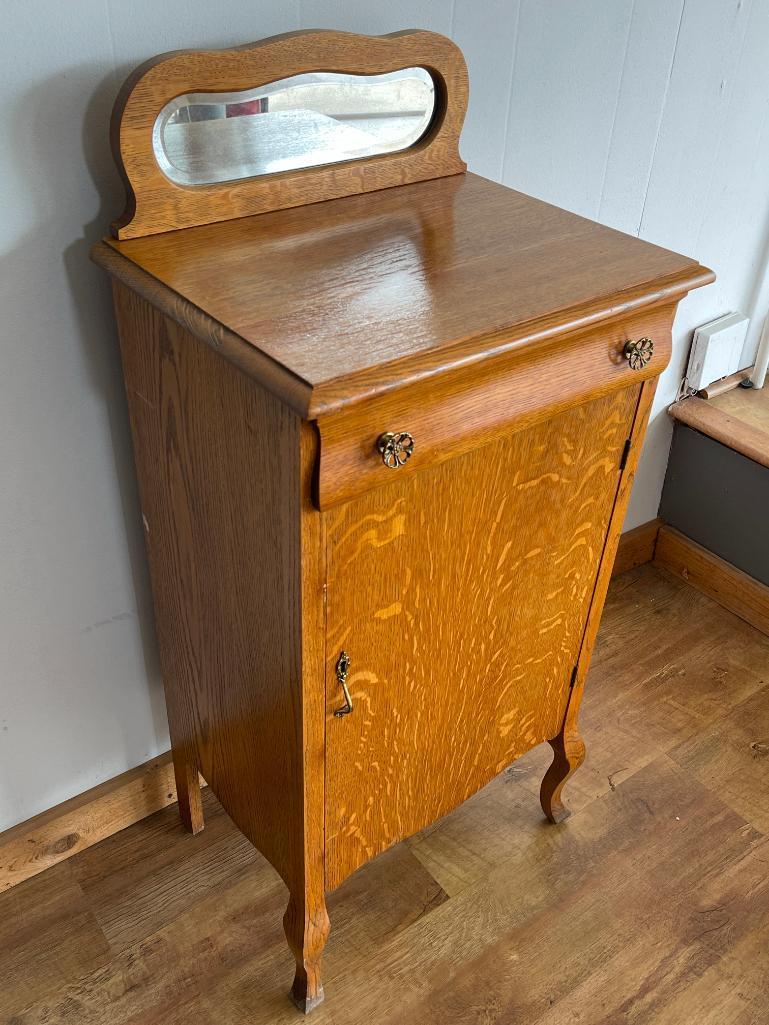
[315,304,673,509]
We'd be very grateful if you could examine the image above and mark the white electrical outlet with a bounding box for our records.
[686,312,749,391]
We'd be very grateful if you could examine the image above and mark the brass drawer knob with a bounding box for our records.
[376,431,415,469]
[623,337,654,370]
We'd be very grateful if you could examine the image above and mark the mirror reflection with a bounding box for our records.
[153,68,436,185]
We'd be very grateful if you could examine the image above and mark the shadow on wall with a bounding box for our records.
[11,63,169,750]
[77,66,169,743]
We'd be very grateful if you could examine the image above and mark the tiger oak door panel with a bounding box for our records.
[324,385,640,888]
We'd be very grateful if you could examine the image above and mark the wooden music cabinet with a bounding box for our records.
[92,30,713,1013]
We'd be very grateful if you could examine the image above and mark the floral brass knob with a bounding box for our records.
[376,431,415,469]
[623,337,654,370]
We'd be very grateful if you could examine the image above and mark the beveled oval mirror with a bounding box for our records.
[153,67,436,185]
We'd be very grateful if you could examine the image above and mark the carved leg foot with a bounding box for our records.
[284,892,330,1013]
[171,747,204,835]
[540,730,586,824]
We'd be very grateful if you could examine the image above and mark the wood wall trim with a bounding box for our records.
[655,525,769,637]
[0,753,192,894]
[611,518,661,577]
[669,396,769,470]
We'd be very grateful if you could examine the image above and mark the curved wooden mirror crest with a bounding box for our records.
[110,29,468,239]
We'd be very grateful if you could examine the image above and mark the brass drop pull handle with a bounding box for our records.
[623,337,654,370]
[333,651,353,718]
[376,431,415,469]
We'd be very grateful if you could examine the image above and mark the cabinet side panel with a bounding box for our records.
[112,281,307,889]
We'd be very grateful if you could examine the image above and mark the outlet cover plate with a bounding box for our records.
[687,312,749,391]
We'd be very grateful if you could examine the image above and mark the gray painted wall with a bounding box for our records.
[3,0,769,830]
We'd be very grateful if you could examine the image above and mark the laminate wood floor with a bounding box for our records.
[3,564,769,1025]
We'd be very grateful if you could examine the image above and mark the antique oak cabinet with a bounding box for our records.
[92,29,713,1013]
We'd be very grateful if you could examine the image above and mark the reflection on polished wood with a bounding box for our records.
[2,565,768,1024]
[103,172,712,415]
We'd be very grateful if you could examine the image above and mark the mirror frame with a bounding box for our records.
[110,29,468,239]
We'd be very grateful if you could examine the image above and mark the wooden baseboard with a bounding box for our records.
[0,752,182,893]
[654,525,769,637]
[611,517,661,577]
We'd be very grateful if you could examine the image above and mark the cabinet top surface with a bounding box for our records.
[106,172,712,413]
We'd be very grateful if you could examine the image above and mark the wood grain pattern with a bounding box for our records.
[105,172,713,416]
[111,282,317,896]
[91,54,717,1008]
[611,517,662,577]
[711,378,769,435]
[285,420,330,1012]
[671,682,769,835]
[655,525,769,637]
[546,379,657,820]
[527,568,769,835]
[0,509,658,898]
[316,306,673,508]
[697,367,752,398]
[111,30,468,239]
[0,862,111,1021]
[173,747,204,835]
[113,285,331,1006]
[323,386,639,888]
[669,395,769,470]
[0,753,181,894]
[4,567,769,1025]
[90,239,314,415]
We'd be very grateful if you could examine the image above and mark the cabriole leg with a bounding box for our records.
[284,890,331,1013]
[540,729,586,824]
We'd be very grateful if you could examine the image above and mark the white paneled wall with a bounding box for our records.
[2,0,768,830]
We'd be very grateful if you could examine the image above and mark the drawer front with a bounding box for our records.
[323,384,641,889]
[315,304,672,509]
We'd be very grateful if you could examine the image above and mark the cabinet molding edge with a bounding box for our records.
[654,526,769,637]
[611,518,662,577]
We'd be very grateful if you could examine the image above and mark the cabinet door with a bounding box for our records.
[324,385,639,888]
